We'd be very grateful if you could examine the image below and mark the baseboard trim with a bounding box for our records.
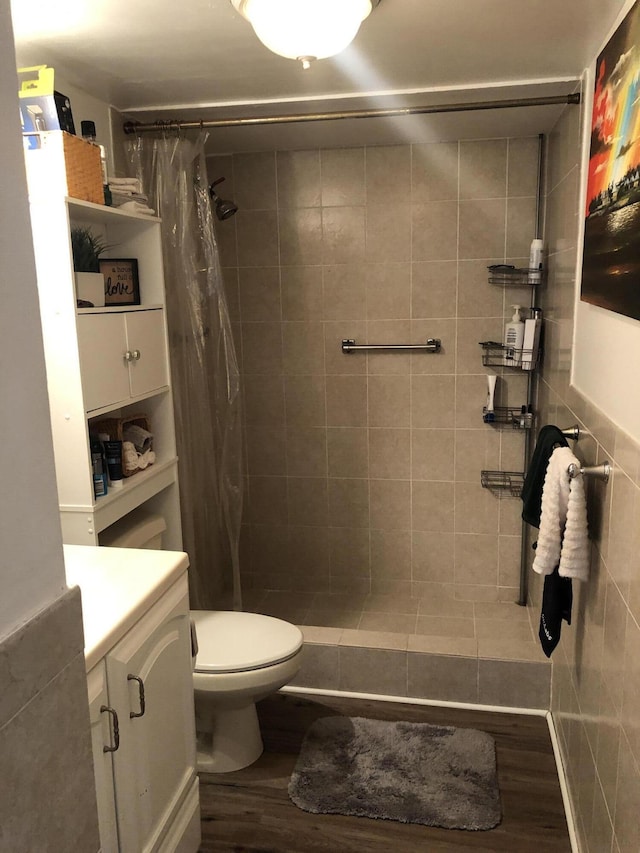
[281,685,548,717]
[546,711,580,853]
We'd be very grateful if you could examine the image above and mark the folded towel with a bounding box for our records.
[116,200,156,216]
[109,177,143,193]
[521,425,569,528]
[532,446,590,581]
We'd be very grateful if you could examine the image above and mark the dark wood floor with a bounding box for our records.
[198,691,571,853]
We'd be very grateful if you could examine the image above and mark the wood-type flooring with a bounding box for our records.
[198,691,571,853]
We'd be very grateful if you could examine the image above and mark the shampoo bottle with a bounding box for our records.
[522,307,542,370]
[528,238,543,284]
[504,305,524,365]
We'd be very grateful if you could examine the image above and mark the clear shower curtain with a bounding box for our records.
[127,132,243,611]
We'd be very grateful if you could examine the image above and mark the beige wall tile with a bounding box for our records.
[455,482,499,534]
[321,148,365,207]
[478,659,550,708]
[328,477,369,528]
[415,615,475,638]
[277,150,321,208]
[411,260,457,318]
[340,627,408,650]
[326,375,368,426]
[369,374,411,427]
[329,526,370,574]
[322,206,366,263]
[369,428,410,479]
[365,205,412,262]
[411,375,455,428]
[281,265,323,320]
[612,735,640,850]
[284,375,326,426]
[369,479,411,530]
[365,262,411,319]
[247,476,288,525]
[366,320,411,375]
[241,321,283,375]
[506,196,538,259]
[408,653,478,703]
[286,427,327,477]
[365,145,411,204]
[239,266,281,321]
[339,646,407,695]
[457,258,504,318]
[456,317,503,374]
[454,429,500,482]
[411,531,455,583]
[282,321,325,374]
[412,481,455,532]
[245,426,287,475]
[291,644,339,689]
[370,529,411,579]
[412,429,455,481]
[459,199,507,260]
[279,208,323,265]
[327,429,369,478]
[323,264,367,320]
[288,477,328,527]
[236,210,279,266]
[409,319,456,375]
[234,151,276,209]
[507,137,540,197]
[459,139,507,200]
[411,142,459,202]
[455,533,499,586]
[412,201,458,261]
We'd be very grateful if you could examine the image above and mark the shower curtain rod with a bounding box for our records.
[123,93,580,134]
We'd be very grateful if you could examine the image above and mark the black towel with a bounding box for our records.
[539,567,573,657]
[521,425,569,528]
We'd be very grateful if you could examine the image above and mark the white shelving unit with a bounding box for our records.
[28,182,182,548]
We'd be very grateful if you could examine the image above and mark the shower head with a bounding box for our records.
[209,177,238,221]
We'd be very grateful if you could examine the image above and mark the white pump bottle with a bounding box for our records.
[504,305,524,364]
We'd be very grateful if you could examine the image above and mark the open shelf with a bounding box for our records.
[479,342,540,370]
[481,470,525,497]
[482,406,534,429]
[487,266,544,287]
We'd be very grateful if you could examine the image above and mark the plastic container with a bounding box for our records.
[504,305,524,365]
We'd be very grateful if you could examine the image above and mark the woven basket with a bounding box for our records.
[90,414,152,477]
[61,132,103,205]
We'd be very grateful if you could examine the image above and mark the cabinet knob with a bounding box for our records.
[132,349,141,361]
[124,350,134,362]
[127,674,146,718]
[100,705,120,752]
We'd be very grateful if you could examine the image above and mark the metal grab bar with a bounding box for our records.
[568,461,611,482]
[342,338,441,354]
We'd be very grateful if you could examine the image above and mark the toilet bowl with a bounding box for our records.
[99,509,304,773]
[191,609,302,772]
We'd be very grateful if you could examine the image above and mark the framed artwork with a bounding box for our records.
[581,0,640,321]
[99,258,140,306]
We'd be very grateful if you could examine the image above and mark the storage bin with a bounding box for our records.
[90,414,152,477]
[24,130,104,205]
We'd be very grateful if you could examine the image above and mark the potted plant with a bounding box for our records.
[71,226,108,307]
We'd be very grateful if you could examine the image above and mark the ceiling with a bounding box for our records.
[10,0,628,152]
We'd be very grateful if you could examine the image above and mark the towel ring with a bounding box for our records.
[567,461,611,483]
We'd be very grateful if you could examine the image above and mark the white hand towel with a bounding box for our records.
[532,446,590,581]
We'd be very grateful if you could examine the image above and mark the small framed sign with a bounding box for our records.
[99,258,140,306]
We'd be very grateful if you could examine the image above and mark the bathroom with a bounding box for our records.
[2,0,640,850]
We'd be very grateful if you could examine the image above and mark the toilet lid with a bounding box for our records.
[191,610,303,673]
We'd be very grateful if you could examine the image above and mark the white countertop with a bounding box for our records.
[64,544,190,671]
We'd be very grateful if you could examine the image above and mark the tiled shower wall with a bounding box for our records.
[209,138,540,609]
[534,103,640,851]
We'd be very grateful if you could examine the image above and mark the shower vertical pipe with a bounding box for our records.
[517,133,545,606]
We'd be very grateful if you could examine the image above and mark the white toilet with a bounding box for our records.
[100,510,304,773]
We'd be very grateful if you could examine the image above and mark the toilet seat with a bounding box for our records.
[191,610,303,674]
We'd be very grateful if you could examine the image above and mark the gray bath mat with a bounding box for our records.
[288,716,501,831]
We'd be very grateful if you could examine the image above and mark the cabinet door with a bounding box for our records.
[77,313,130,412]
[87,663,120,853]
[106,581,197,853]
[125,309,169,398]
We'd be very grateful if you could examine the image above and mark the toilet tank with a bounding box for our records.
[99,510,167,549]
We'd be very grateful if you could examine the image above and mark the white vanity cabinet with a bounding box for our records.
[77,308,169,412]
[70,546,200,853]
[26,186,182,548]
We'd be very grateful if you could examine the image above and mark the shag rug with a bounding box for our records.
[288,716,501,831]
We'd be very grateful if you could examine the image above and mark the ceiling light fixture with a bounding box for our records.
[230,0,380,69]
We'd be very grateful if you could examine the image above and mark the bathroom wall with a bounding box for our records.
[0,4,100,848]
[537,99,640,851]
[209,138,540,623]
